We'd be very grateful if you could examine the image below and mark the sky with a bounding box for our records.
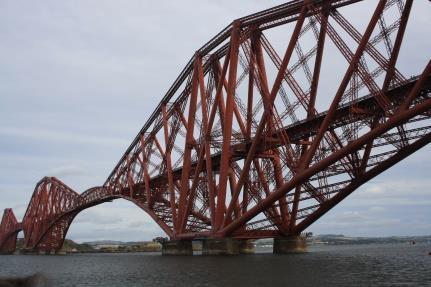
[0,0,430,242]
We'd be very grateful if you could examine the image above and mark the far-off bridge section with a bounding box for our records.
[1,0,430,255]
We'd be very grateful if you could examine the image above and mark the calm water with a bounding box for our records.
[0,243,430,287]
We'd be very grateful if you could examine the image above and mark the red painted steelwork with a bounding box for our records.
[0,0,430,252]
[0,209,21,253]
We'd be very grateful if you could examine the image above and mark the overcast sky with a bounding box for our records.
[1,1,430,242]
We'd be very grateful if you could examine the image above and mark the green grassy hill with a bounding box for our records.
[15,238,94,252]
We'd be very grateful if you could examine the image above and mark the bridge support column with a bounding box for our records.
[273,236,307,254]
[239,239,255,254]
[162,240,193,256]
[202,238,241,255]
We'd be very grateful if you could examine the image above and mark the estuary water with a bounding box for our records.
[0,243,430,287]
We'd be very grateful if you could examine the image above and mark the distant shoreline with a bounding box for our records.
[7,235,430,255]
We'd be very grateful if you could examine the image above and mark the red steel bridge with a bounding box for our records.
[1,0,430,254]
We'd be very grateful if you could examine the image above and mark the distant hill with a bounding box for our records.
[14,238,161,253]
[310,234,431,245]
[15,238,94,252]
[83,240,157,247]
[82,240,161,252]
[62,239,94,252]
[14,235,431,252]
[255,235,431,246]
[83,240,124,246]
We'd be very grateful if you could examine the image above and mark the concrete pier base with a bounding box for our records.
[239,239,255,254]
[202,238,240,255]
[273,236,307,254]
[162,240,193,256]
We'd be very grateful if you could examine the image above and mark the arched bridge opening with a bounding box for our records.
[13,177,171,253]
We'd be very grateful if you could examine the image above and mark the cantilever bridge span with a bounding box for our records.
[1,0,430,253]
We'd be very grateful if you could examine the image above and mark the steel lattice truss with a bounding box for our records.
[0,209,21,253]
[1,0,430,252]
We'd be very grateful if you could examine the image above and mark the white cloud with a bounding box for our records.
[364,185,384,195]
[346,179,431,207]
